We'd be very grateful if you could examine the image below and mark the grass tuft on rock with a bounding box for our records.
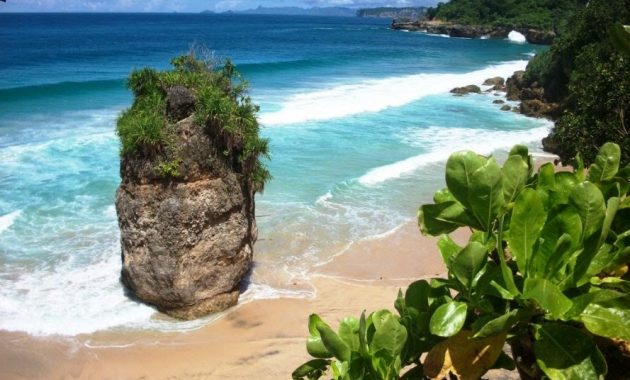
[116,54,270,191]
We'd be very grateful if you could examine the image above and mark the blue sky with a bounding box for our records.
[0,0,439,12]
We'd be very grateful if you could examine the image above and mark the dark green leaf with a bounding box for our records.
[587,142,621,183]
[507,188,547,276]
[450,241,487,290]
[429,301,467,337]
[292,359,330,380]
[523,278,572,319]
[418,201,474,236]
[474,309,530,338]
[534,323,607,380]
[445,150,486,209]
[470,157,504,231]
[502,154,530,203]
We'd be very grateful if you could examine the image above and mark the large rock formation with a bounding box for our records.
[506,70,560,120]
[116,86,257,320]
[391,20,555,45]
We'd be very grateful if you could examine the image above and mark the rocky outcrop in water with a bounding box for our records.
[505,71,560,120]
[391,20,555,45]
[450,84,481,95]
[116,88,257,320]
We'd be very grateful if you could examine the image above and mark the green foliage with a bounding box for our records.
[116,54,270,190]
[295,143,630,379]
[523,0,629,167]
[425,0,585,30]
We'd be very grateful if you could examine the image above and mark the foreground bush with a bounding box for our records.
[294,143,630,380]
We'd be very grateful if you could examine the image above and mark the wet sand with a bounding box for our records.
[0,220,449,380]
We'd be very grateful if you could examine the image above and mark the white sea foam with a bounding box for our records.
[508,30,527,43]
[259,60,529,125]
[0,210,21,234]
[358,124,551,186]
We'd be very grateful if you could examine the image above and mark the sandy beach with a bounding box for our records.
[0,221,456,380]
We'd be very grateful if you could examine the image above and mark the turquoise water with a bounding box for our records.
[0,14,550,336]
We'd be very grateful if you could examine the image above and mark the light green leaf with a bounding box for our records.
[371,310,407,357]
[523,278,572,319]
[581,298,630,341]
[418,201,477,236]
[502,154,530,203]
[474,309,529,338]
[307,314,333,358]
[450,242,487,290]
[317,322,351,362]
[537,162,555,191]
[445,150,486,209]
[470,157,504,231]
[437,235,462,264]
[569,182,606,240]
[507,188,547,276]
[534,324,607,380]
[535,208,582,280]
[587,142,621,183]
[429,301,467,337]
[338,317,360,352]
[567,288,626,319]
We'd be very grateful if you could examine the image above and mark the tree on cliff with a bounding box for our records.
[524,0,630,166]
[425,0,586,31]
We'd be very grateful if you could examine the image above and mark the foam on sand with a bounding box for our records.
[260,60,529,125]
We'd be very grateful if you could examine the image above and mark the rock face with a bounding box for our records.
[450,84,481,95]
[391,20,555,45]
[506,70,560,119]
[116,111,257,319]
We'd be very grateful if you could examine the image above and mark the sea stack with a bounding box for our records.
[115,57,268,319]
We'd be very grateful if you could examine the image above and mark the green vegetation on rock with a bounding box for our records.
[425,0,586,30]
[116,54,270,190]
[294,143,630,380]
[524,0,629,166]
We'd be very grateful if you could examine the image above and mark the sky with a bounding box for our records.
[0,0,440,13]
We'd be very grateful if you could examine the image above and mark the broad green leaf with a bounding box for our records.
[292,359,330,380]
[331,359,349,379]
[317,322,351,362]
[537,162,555,191]
[552,172,579,205]
[470,157,504,231]
[430,301,467,337]
[474,309,530,338]
[418,201,477,236]
[509,144,529,160]
[569,182,606,240]
[507,188,547,276]
[437,235,461,264]
[338,317,360,352]
[587,142,621,183]
[535,208,582,280]
[450,242,487,290]
[433,187,455,203]
[307,314,333,358]
[502,154,530,203]
[359,311,368,356]
[371,310,407,357]
[424,330,506,380]
[567,288,626,319]
[591,277,630,293]
[581,298,630,341]
[445,150,485,209]
[534,323,607,380]
[523,278,572,319]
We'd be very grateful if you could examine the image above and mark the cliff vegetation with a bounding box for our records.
[425,0,587,31]
[117,54,270,191]
[522,0,630,166]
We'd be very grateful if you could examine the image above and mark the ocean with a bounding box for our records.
[0,13,550,336]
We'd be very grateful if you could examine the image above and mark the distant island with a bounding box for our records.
[199,6,426,19]
[202,6,356,17]
[356,7,426,20]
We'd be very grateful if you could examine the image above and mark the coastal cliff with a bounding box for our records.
[391,20,555,45]
[115,56,269,319]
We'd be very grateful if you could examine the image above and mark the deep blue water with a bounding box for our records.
[0,13,550,336]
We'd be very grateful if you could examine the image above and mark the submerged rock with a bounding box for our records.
[501,105,512,111]
[493,99,505,104]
